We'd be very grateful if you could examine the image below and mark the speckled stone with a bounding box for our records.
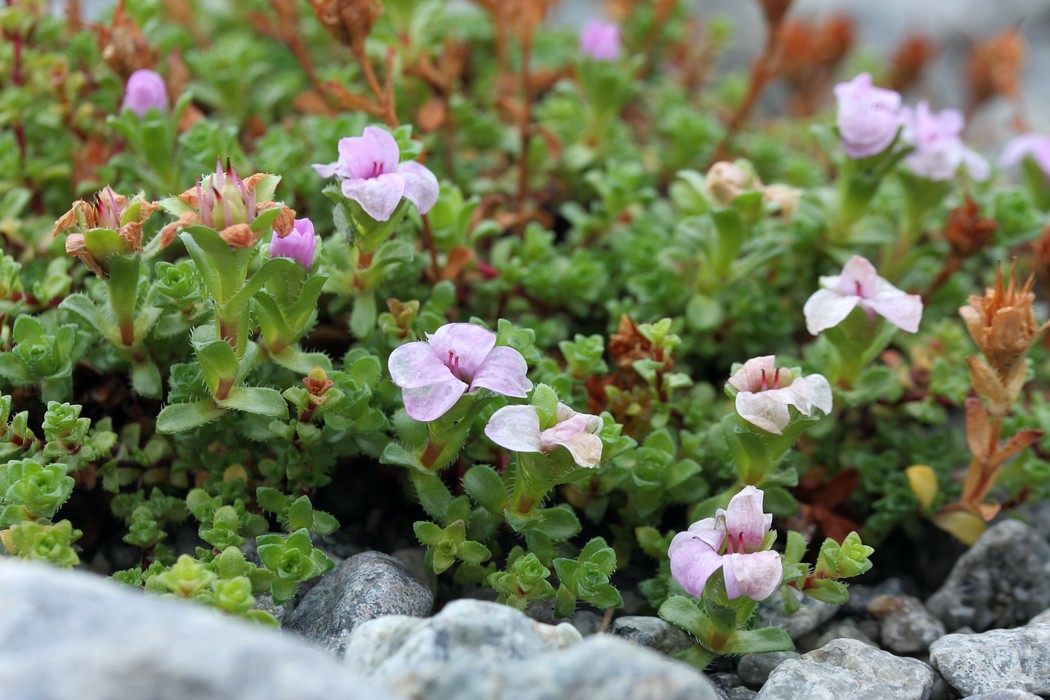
[0,560,403,700]
[930,626,1050,696]
[756,638,935,700]
[283,551,433,657]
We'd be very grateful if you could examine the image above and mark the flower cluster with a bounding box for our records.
[834,73,987,180]
[159,160,296,248]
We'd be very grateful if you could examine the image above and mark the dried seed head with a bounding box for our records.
[959,262,1049,384]
[943,196,997,259]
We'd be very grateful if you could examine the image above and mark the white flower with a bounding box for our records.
[484,403,603,468]
[804,255,923,335]
[727,356,833,435]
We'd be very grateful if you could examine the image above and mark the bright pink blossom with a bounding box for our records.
[122,70,168,116]
[669,486,783,600]
[313,126,440,222]
[485,403,603,468]
[269,218,317,269]
[580,20,621,62]
[727,356,832,435]
[834,73,902,159]
[804,255,923,334]
[899,102,988,181]
[388,323,533,422]
[999,133,1050,177]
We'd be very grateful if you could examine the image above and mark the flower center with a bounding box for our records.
[369,161,385,178]
[724,531,745,554]
[759,368,782,391]
[447,350,468,380]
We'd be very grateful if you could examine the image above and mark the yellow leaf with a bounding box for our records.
[931,510,986,545]
[905,465,938,510]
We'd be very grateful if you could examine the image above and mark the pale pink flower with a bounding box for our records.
[580,19,621,62]
[485,403,603,468]
[388,323,533,422]
[999,133,1050,177]
[269,218,317,269]
[313,126,440,222]
[669,486,783,600]
[122,69,168,116]
[834,73,902,159]
[727,356,833,435]
[804,255,923,334]
[899,101,988,181]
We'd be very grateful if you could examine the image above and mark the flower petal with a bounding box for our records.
[541,414,603,467]
[803,289,860,335]
[724,485,773,551]
[388,341,453,389]
[723,551,782,601]
[484,405,543,453]
[727,356,777,394]
[682,516,727,551]
[735,390,792,434]
[864,279,923,333]
[312,161,340,179]
[837,256,879,297]
[400,378,468,422]
[792,374,833,416]
[470,346,533,398]
[342,173,406,222]
[668,533,724,598]
[396,161,440,215]
[426,323,497,378]
[335,128,401,181]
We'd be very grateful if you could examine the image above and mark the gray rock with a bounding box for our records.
[610,615,696,655]
[759,587,839,640]
[962,691,1042,700]
[926,521,1050,631]
[344,599,582,676]
[756,638,935,700]
[283,551,433,657]
[869,594,946,653]
[391,547,437,598]
[345,599,720,699]
[727,687,759,700]
[930,627,1050,696]
[0,560,402,700]
[737,651,801,688]
[810,621,878,651]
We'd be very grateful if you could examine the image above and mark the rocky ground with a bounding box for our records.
[5,507,1050,699]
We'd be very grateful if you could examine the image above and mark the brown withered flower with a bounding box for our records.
[1031,225,1050,300]
[158,160,295,249]
[306,0,382,55]
[91,0,157,78]
[52,187,159,277]
[886,36,934,93]
[959,263,1049,416]
[943,196,997,259]
[966,29,1024,111]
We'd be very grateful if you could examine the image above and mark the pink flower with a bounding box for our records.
[485,403,603,468]
[313,126,440,222]
[834,73,902,159]
[727,356,832,435]
[669,486,783,600]
[388,323,533,422]
[804,255,923,334]
[269,218,317,269]
[899,102,988,181]
[122,69,168,116]
[580,19,621,62]
[999,133,1050,177]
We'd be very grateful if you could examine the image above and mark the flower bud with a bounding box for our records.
[122,69,169,116]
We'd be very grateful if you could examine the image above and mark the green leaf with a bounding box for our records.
[658,595,706,638]
[529,505,581,540]
[216,387,288,418]
[553,584,577,618]
[585,583,623,609]
[156,401,224,434]
[131,359,163,399]
[805,578,850,605]
[463,465,508,514]
[411,472,453,521]
[256,487,289,514]
[784,530,807,564]
[350,292,377,339]
[725,626,795,654]
[413,520,444,546]
[458,540,492,565]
